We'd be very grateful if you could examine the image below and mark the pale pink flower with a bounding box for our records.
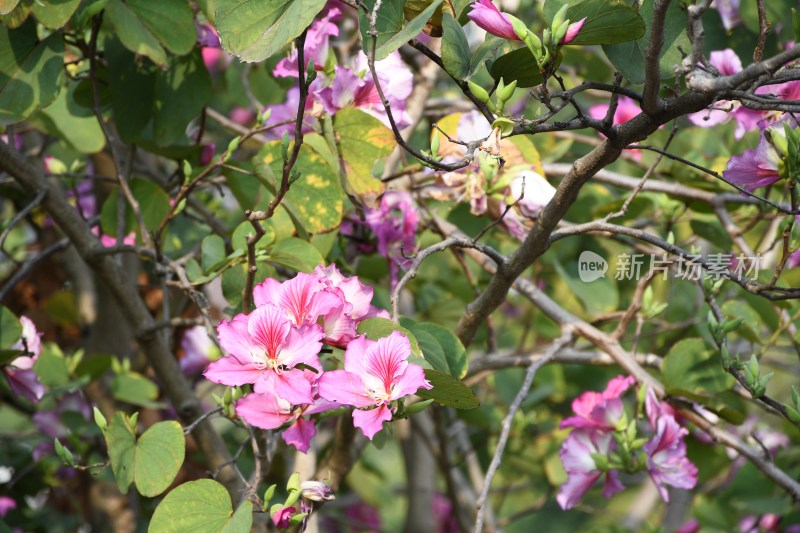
[557,429,624,510]
[676,518,701,533]
[561,375,635,432]
[467,0,520,41]
[588,96,641,125]
[643,415,698,502]
[228,107,255,126]
[317,51,414,129]
[203,305,324,405]
[273,7,341,78]
[199,143,215,166]
[235,372,335,453]
[300,481,335,502]
[689,49,743,127]
[4,316,45,403]
[365,191,419,264]
[98,232,136,248]
[714,0,741,31]
[644,388,679,429]
[318,332,431,439]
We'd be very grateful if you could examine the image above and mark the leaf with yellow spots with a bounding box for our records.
[334,108,394,207]
[256,139,343,235]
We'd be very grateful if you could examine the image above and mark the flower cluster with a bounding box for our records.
[203,265,432,449]
[557,376,698,509]
[263,7,413,139]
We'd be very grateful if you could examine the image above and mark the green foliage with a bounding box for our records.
[0,20,64,125]
[603,0,690,84]
[441,13,471,79]
[149,479,253,533]
[334,108,394,203]
[358,0,444,61]
[547,0,645,45]
[216,0,327,63]
[0,306,21,362]
[490,48,543,88]
[416,368,480,409]
[105,412,185,497]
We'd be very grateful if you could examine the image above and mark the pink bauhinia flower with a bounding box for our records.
[273,7,341,78]
[560,375,635,432]
[714,0,741,31]
[644,387,679,429]
[643,415,698,502]
[467,0,520,41]
[722,130,782,192]
[235,373,336,453]
[316,51,414,129]
[503,170,557,240]
[689,49,743,127]
[203,305,324,405]
[4,316,45,403]
[588,96,641,126]
[317,332,432,439]
[557,429,624,510]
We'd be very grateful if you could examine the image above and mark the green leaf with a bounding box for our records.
[124,0,197,55]
[106,413,185,497]
[690,219,733,251]
[602,0,689,84]
[216,0,327,63]
[0,0,19,15]
[256,141,344,234]
[0,20,64,125]
[357,0,404,58]
[202,235,227,273]
[661,338,734,394]
[105,37,156,143]
[111,372,160,407]
[153,51,212,146]
[409,322,468,379]
[31,0,81,29]
[0,306,21,351]
[34,83,106,153]
[468,35,503,79]
[410,328,450,374]
[489,47,543,88]
[334,108,394,204]
[360,0,444,61]
[440,12,471,79]
[105,0,168,67]
[268,237,324,272]
[149,479,253,533]
[0,0,30,29]
[416,368,479,409]
[357,317,423,359]
[721,300,763,344]
[33,348,70,387]
[562,0,645,45]
[100,178,170,237]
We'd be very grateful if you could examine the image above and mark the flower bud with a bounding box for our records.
[300,481,335,502]
[467,80,491,105]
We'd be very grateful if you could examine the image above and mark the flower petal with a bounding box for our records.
[352,404,392,440]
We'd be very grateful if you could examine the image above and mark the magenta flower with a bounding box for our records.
[722,131,782,192]
[4,316,45,403]
[317,332,432,439]
[203,305,324,405]
[557,429,624,510]
[273,7,340,78]
[195,22,220,48]
[561,375,635,431]
[235,375,335,453]
[643,415,698,502]
[0,496,15,517]
[261,86,318,140]
[467,0,520,41]
[560,18,587,44]
[588,96,641,126]
[644,388,679,429]
[254,272,341,327]
[364,191,420,280]
[271,505,296,528]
